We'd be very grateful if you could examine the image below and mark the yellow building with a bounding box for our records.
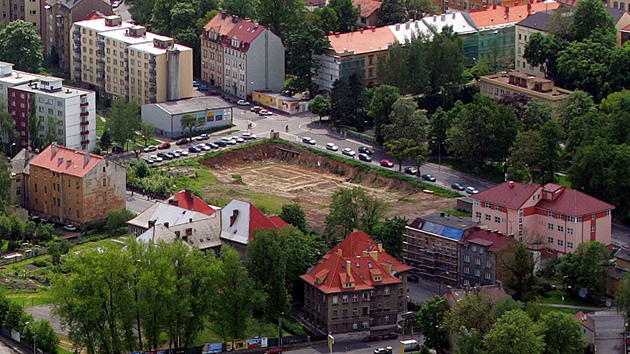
[478,71,572,106]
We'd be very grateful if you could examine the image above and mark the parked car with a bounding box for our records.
[176,149,188,157]
[198,144,211,151]
[236,99,250,106]
[63,224,77,231]
[192,81,200,87]
[143,145,157,153]
[422,174,436,182]
[451,183,465,191]
[264,348,283,354]
[111,146,124,154]
[381,333,399,340]
[199,85,210,92]
[188,146,201,153]
[157,152,172,160]
[362,335,380,342]
[172,150,182,158]
[197,134,210,141]
[380,159,394,168]
[251,105,262,112]
[407,275,420,283]
[326,143,339,151]
[166,152,176,159]
[259,110,272,116]
[342,148,356,157]
[302,137,316,145]
[175,138,189,145]
[148,155,163,163]
[358,153,372,162]
[215,141,227,147]
[466,186,479,194]
[404,167,418,175]
[206,142,219,149]
[373,348,391,354]
[358,146,373,155]
[229,98,239,104]
[157,142,171,149]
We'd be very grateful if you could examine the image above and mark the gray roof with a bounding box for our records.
[127,203,212,229]
[153,96,231,116]
[516,11,553,30]
[137,216,222,251]
[615,247,630,262]
[607,7,627,23]
[10,149,37,176]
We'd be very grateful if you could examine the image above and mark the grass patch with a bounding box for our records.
[536,305,594,316]
[429,157,505,184]
[538,290,594,307]
[399,197,414,202]
[6,291,52,308]
[556,174,571,188]
[96,115,105,138]
[218,129,239,136]
[198,317,290,345]
[442,208,472,217]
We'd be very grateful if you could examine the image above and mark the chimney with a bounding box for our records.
[185,188,193,200]
[505,6,509,14]
[483,5,487,10]
[441,14,446,21]
[148,219,156,228]
[346,260,351,276]
[163,222,169,228]
[492,3,496,9]
[452,12,456,19]
[514,2,518,6]
[83,151,89,165]
[371,26,376,32]
[168,198,179,206]
[509,181,514,188]
[378,243,383,252]
[51,142,57,156]
[527,3,531,11]
[335,32,340,38]
[337,248,343,256]
[66,159,72,168]
[360,28,364,33]
[329,31,334,36]
[189,218,193,223]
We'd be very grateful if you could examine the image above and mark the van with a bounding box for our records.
[401,340,420,352]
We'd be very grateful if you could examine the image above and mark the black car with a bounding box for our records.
[408,274,420,283]
[175,138,189,145]
[157,152,172,160]
[206,142,219,149]
[381,333,399,340]
[422,174,436,182]
[358,146,373,155]
[215,141,227,147]
[451,183,465,191]
[358,153,372,162]
[404,167,418,175]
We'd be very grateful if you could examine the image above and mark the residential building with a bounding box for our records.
[42,0,114,71]
[460,227,518,287]
[200,13,285,99]
[404,213,480,286]
[301,230,411,339]
[9,149,37,206]
[141,96,233,139]
[27,142,125,225]
[166,189,220,216]
[421,12,478,63]
[573,311,596,351]
[515,11,554,76]
[444,283,508,307]
[471,181,614,256]
[219,199,289,256]
[478,71,572,105]
[127,202,212,236]
[71,15,193,104]
[137,216,222,257]
[354,0,381,27]
[251,91,309,115]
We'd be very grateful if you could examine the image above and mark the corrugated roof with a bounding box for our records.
[29,143,103,178]
[422,12,478,35]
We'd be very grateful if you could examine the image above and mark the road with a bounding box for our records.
[591,311,625,354]
[113,0,132,22]
[287,336,423,354]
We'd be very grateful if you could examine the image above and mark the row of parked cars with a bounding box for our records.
[144,133,257,164]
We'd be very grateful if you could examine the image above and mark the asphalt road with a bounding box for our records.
[591,311,625,354]
[287,336,423,354]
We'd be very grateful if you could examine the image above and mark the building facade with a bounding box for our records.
[201,13,285,99]
[301,230,411,340]
[515,11,553,76]
[471,181,614,256]
[71,15,193,104]
[478,71,572,105]
[27,142,126,225]
[9,149,37,207]
[460,227,518,287]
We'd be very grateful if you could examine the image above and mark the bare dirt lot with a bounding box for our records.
[199,142,456,232]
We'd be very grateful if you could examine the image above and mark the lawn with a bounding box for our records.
[537,290,595,307]
[6,291,52,308]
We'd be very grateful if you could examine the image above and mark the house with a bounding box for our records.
[251,91,310,115]
[460,227,519,287]
[141,96,233,139]
[166,189,220,216]
[137,216,222,257]
[219,199,289,256]
[27,142,126,225]
[573,311,596,350]
[200,13,285,99]
[9,149,37,207]
[515,11,554,76]
[404,213,480,286]
[478,71,572,105]
[471,181,614,256]
[301,230,412,340]
[127,203,212,236]
[42,0,114,71]
[354,0,382,27]
[444,283,508,308]
[71,15,193,104]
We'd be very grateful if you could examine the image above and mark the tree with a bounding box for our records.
[377,42,411,92]
[4,302,32,330]
[556,241,610,303]
[308,95,332,123]
[556,38,614,100]
[330,73,366,129]
[569,0,616,42]
[494,92,531,122]
[383,97,429,143]
[523,33,566,80]
[47,239,72,265]
[279,203,307,232]
[0,21,43,73]
[455,327,484,354]
[26,320,60,354]
[384,138,413,171]
[278,226,327,282]
[491,296,524,320]
[371,216,408,258]
[504,244,536,301]
[508,130,547,183]
[426,26,467,95]
[483,310,544,354]
[311,6,338,34]
[107,98,141,150]
[378,0,408,25]
[129,0,155,26]
[444,292,495,335]
[100,130,113,152]
[521,100,553,131]
[284,23,329,96]
[41,116,59,148]
[417,296,449,352]
[139,121,155,147]
[0,154,11,210]
[327,0,358,33]
[222,0,257,19]
[367,85,401,144]
[324,187,386,241]
[27,96,41,151]
[180,113,199,135]
[539,312,585,354]
[105,208,136,234]
[256,0,304,40]
[616,272,630,319]
[405,0,435,19]
[556,90,595,136]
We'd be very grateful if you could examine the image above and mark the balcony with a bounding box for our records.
[80,101,88,107]
[124,56,128,62]
[80,111,89,117]
[73,46,81,53]
[73,54,81,63]
[149,57,156,65]
[97,49,104,56]
[80,130,89,135]
[73,28,80,36]
[149,68,156,76]
[149,86,156,93]
[96,68,104,74]
[149,77,156,84]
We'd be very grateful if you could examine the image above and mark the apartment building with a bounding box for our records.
[71,15,193,104]
[0,0,44,31]
[460,227,518,287]
[201,13,285,99]
[42,0,114,71]
[0,61,96,151]
[404,213,480,286]
[478,71,572,105]
[27,142,126,225]
[471,181,614,256]
[301,230,411,340]
[514,11,553,76]
[9,149,37,206]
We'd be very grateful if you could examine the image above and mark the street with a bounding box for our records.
[286,336,423,354]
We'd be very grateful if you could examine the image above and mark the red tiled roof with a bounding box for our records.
[462,227,514,251]
[469,1,560,28]
[248,203,283,240]
[29,143,103,178]
[353,0,381,17]
[171,190,216,216]
[327,26,396,55]
[473,181,541,210]
[573,311,596,333]
[302,230,411,294]
[203,13,267,53]
[269,215,290,228]
[536,186,615,216]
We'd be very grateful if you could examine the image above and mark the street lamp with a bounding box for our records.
[10,142,16,157]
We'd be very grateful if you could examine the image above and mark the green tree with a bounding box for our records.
[0,21,43,72]
[568,0,616,42]
[312,6,338,34]
[383,97,429,143]
[616,272,630,319]
[0,154,11,210]
[405,0,435,19]
[455,327,484,354]
[521,100,553,131]
[508,130,547,183]
[556,241,610,303]
[371,216,408,258]
[384,138,413,171]
[27,96,41,151]
[129,0,155,26]
[556,90,595,136]
[180,113,198,135]
[26,320,60,354]
[444,292,495,335]
[426,26,467,96]
[324,187,386,241]
[107,98,141,150]
[256,0,304,40]
[504,243,536,301]
[378,0,408,25]
[222,0,257,19]
[483,310,544,354]
[330,73,366,129]
[284,23,329,97]
[279,226,327,282]
[377,42,411,92]
[139,121,155,147]
[405,144,430,177]
[367,85,401,143]
[47,239,72,265]
[556,38,614,100]
[417,296,449,351]
[523,33,565,80]
[4,301,32,330]
[308,95,332,123]
[539,312,585,354]
[327,0,358,33]
[42,116,59,148]
[279,203,307,232]
[100,130,113,153]
[490,296,524,320]
[105,208,136,234]
[30,222,54,244]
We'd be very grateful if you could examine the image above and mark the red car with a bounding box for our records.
[158,142,171,149]
[380,159,394,168]
[264,348,283,354]
[362,335,380,342]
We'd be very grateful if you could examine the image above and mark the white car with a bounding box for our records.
[149,155,163,163]
[466,186,479,194]
[326,143,339,151]
[198,144,211,151]
[259,109,272,116]
[64,224,77,231]
[112,1,120,8]
[302,137,316,145]
[342,148,356,157]
[178,149,189,156]
[236,100,250,106]
[241,133,257,140]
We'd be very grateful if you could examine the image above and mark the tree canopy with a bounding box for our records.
[0,21,43,73]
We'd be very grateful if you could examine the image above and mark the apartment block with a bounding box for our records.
[201,13,285,99]
[0,61,96,151]
[71,15,193,104]
[27,142,126,225]
[460,227,518,287]
[478,71,572,105]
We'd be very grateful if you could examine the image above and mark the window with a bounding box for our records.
[332,310,338,318]
[464,266,470,274]
[568,228,574,235]
[464,255,470,263]
[352,322,358,330]
[353,294,358,302]
[557,213,564,220]
[475,212,482,219]
[548,223,554,230]
[384,300,390,309]
[486,260,492,268]
[558,239,564,246]
[475,257,481,265]
[485,272,491,280]
[332,296,338,304]
[591,226,595,232]
[485,214,491,221]
[568,242,574,249]
[352,308,358,316]
[342,295,348,303]
[547,237,554,243]
[384,287,390,295]
[494,216,500,223]
[474,269,480,277]
[558,225,564,232]
[607,210,612,216]
[343,309,348,317]
[494,204,500,211]
[548,211,554,217]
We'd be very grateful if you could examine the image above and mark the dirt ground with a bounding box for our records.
[200,142,456,232]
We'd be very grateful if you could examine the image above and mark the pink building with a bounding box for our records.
[471,181,614,256]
